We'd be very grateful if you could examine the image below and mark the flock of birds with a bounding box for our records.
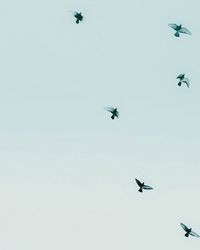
[72,11,198,239]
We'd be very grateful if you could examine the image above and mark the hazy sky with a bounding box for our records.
[0,0,200,249]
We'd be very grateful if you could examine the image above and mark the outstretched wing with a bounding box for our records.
[104,107,114,113]
[177,74,184,79]
[74,12,83,20]
[182,77,190,87]
[135,178,142,187]
[143,185,153,190]
[180,27,192,35]
[181,223,189,232]
[115,110,119,118]
[74,12,79,17]
[168,23,178,30]
[190,231,200,237]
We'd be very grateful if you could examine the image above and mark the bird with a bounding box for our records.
[177,74,190,88]
[74,12,83,24]
[135,178,153,193]
[180,223,200,238]
[168,23,192,37]
[104,107,119,120]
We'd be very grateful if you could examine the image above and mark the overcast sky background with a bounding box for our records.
[0,0,200,249]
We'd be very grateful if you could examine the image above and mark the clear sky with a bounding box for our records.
[0,0,200,249]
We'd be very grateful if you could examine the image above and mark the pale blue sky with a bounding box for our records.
[0,0,200,249]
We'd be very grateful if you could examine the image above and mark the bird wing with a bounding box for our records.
[182,78,190,87]
[168,23,178,30]
[177,74,184,79]
[135,178,142,187]
[190,231,200,237]
[74,12,83,20]
[179,27,192,35]
[104,107,114,113]
[181,223,189,232]
[143,185,153,190]
[74,12,78,17]
[115,111,119,118]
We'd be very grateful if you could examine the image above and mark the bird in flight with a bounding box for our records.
[74,12,83,24]
[180,223,200,238]
[177,74,190,88]
[104,107,119,120]
[168,23,192,37]
[135,178,153,193]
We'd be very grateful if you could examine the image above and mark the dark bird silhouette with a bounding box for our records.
[177,74,190,87]
[104,107,119,120]
[74,12,83,24]
[168,23,192,37]
[180,223,200,238]
[135,178,153,193]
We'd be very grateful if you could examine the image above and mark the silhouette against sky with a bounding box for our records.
[0,0,200,249]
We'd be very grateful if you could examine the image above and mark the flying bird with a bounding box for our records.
[177,74,190,87]
[135,178,153,193]
[104,107,119,120]
[168,23,192,37]
[180,223,200,238]
[74,12,83,24]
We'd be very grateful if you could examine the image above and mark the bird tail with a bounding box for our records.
[185,233,189,237]
[76,19,79,24]
[174,31,180,37]
[111,115,115,119]
[138,188,143,193]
